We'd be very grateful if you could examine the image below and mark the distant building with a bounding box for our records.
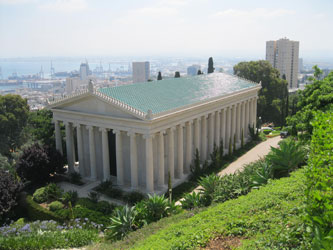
[299,58,303,73]
[66,76,95,94]
[80,63,90,80]
[132,62,150,83]
[187,65,201,76]
[266,38,299,89]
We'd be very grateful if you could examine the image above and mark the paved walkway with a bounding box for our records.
[191,136,282,195]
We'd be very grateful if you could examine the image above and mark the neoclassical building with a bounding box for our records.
[48,73,261,194]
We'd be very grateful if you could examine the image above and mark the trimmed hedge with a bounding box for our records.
[306,111,333,249]
[24,194,64,222]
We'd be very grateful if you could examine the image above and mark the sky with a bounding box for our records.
[0,0,332,60]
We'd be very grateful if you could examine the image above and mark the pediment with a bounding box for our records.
[52,95,143,120]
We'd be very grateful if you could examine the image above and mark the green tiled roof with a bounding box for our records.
[98,73,257,115]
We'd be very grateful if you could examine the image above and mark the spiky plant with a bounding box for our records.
[266,139,305,178]
[181,192,203,209]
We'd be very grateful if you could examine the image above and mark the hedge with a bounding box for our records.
[306,111,333,249]
[23,194,64,223]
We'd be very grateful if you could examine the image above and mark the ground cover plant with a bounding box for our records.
[0,218,100,250]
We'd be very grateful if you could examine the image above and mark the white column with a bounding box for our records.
[100,128,110,181]
[209,113,215,154]
[245,100,249,137]
[185,121,192,173]
[168,127,175,181]
[253,97,257,129]
[76,124,85,177]
[65,122,74,173]
[144,134,154,193]
[201,115,208,161]
[177,124,184,179]
[221,109,226,149]
[113,129,124,185]
[215,111,220,147]
[158,131,165,187]
[54,120,63,155]
[194,118,200,153]
[87,126,97,180]
[128,131,138,189]
[249,99,253,129]
[236,103,241,144]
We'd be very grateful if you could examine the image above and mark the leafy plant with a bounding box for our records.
[45,183,63,202]
[49,201,64,211]
[124,191,145,205]
[95,180,112,192]
[144,194,170,223]
[88,191,100,203]
[266,139,305,178]
[107,205,137,240]
[249,123,260,141]
[62,190,78,206]
[69,172,84,185]
[250,160,273,189]
[180,192,204,209]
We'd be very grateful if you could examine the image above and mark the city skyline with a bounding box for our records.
[0,0,333,60]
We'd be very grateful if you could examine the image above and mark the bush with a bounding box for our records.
[124,191,146,205]
[45,183,63,202]
[24,195,64,222]
[0,168,22,221]
[95,180,112,192]
[62,190,78,206]
[69,172,84,185]
[88,191,100,203]
[16,143,65,184]
[266,139,306,178]
[137,194,171,224]
[49,201,64,211]
[32,187,47,203]
[72,205,110,227]
[306,111,333,249]
[181,192,204,210]
[107,205,137,240]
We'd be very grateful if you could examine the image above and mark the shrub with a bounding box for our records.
[32,187,47,203]
[107,205,137,240]
[96,200,114,214]
[88,191,100,203]
[181,192,204,210]
[16,143,65,184]
[190,148,201,180]
[0,168,22,221]
[71,205,110,227]
[124,191,146,205]
[69,172,84,185]
[249,123,260,141]
[95,180,112,192]
[49,201,64,211]
[266,139,306,178]
[24,195,64,222]
[45,183,63,202]
[306,111,333,249]
[62,190,78,206]
[142,194,170,224]
[198,174,221,205]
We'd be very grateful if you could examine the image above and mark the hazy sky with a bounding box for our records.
[1,0,332,59]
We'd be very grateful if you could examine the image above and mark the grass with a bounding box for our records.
[96,169,309,249]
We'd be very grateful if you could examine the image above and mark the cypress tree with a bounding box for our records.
[208,57,215,74]
[233,134,236,153]
[175,71,180,78]
[197,70,202,75]
[157,71,162,80]
[228,137,232,156]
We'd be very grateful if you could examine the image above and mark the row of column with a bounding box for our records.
[54,97,257,193]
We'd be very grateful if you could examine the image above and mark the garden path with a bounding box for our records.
[191,136,282,195]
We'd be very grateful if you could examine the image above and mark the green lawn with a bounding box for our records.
[93,169,309,249]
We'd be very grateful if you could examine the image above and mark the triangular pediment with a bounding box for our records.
[51,94,144,120]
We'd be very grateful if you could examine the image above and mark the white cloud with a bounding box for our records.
[213,8,295,19]
[0,0,37,4]
[39,0,87,12]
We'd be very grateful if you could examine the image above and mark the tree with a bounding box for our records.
[174,71,180,78]
[208,57,215,74]
[0,169,22,221]
[27,109,56,149]
[197,70,203,75]
[233,60,288,126]
[0,94,29,156]
[16,143,65,184]
[286,68,333,139]
[157,72,162,80]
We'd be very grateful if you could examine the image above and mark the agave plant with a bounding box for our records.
[181,192,203,209]
[144,194,170,223]
[250,160,273,189]
[107,205,136,240]
[266,139,305,178]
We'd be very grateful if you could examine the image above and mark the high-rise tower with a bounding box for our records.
[266,38,299,89]
[132,62,150,83]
